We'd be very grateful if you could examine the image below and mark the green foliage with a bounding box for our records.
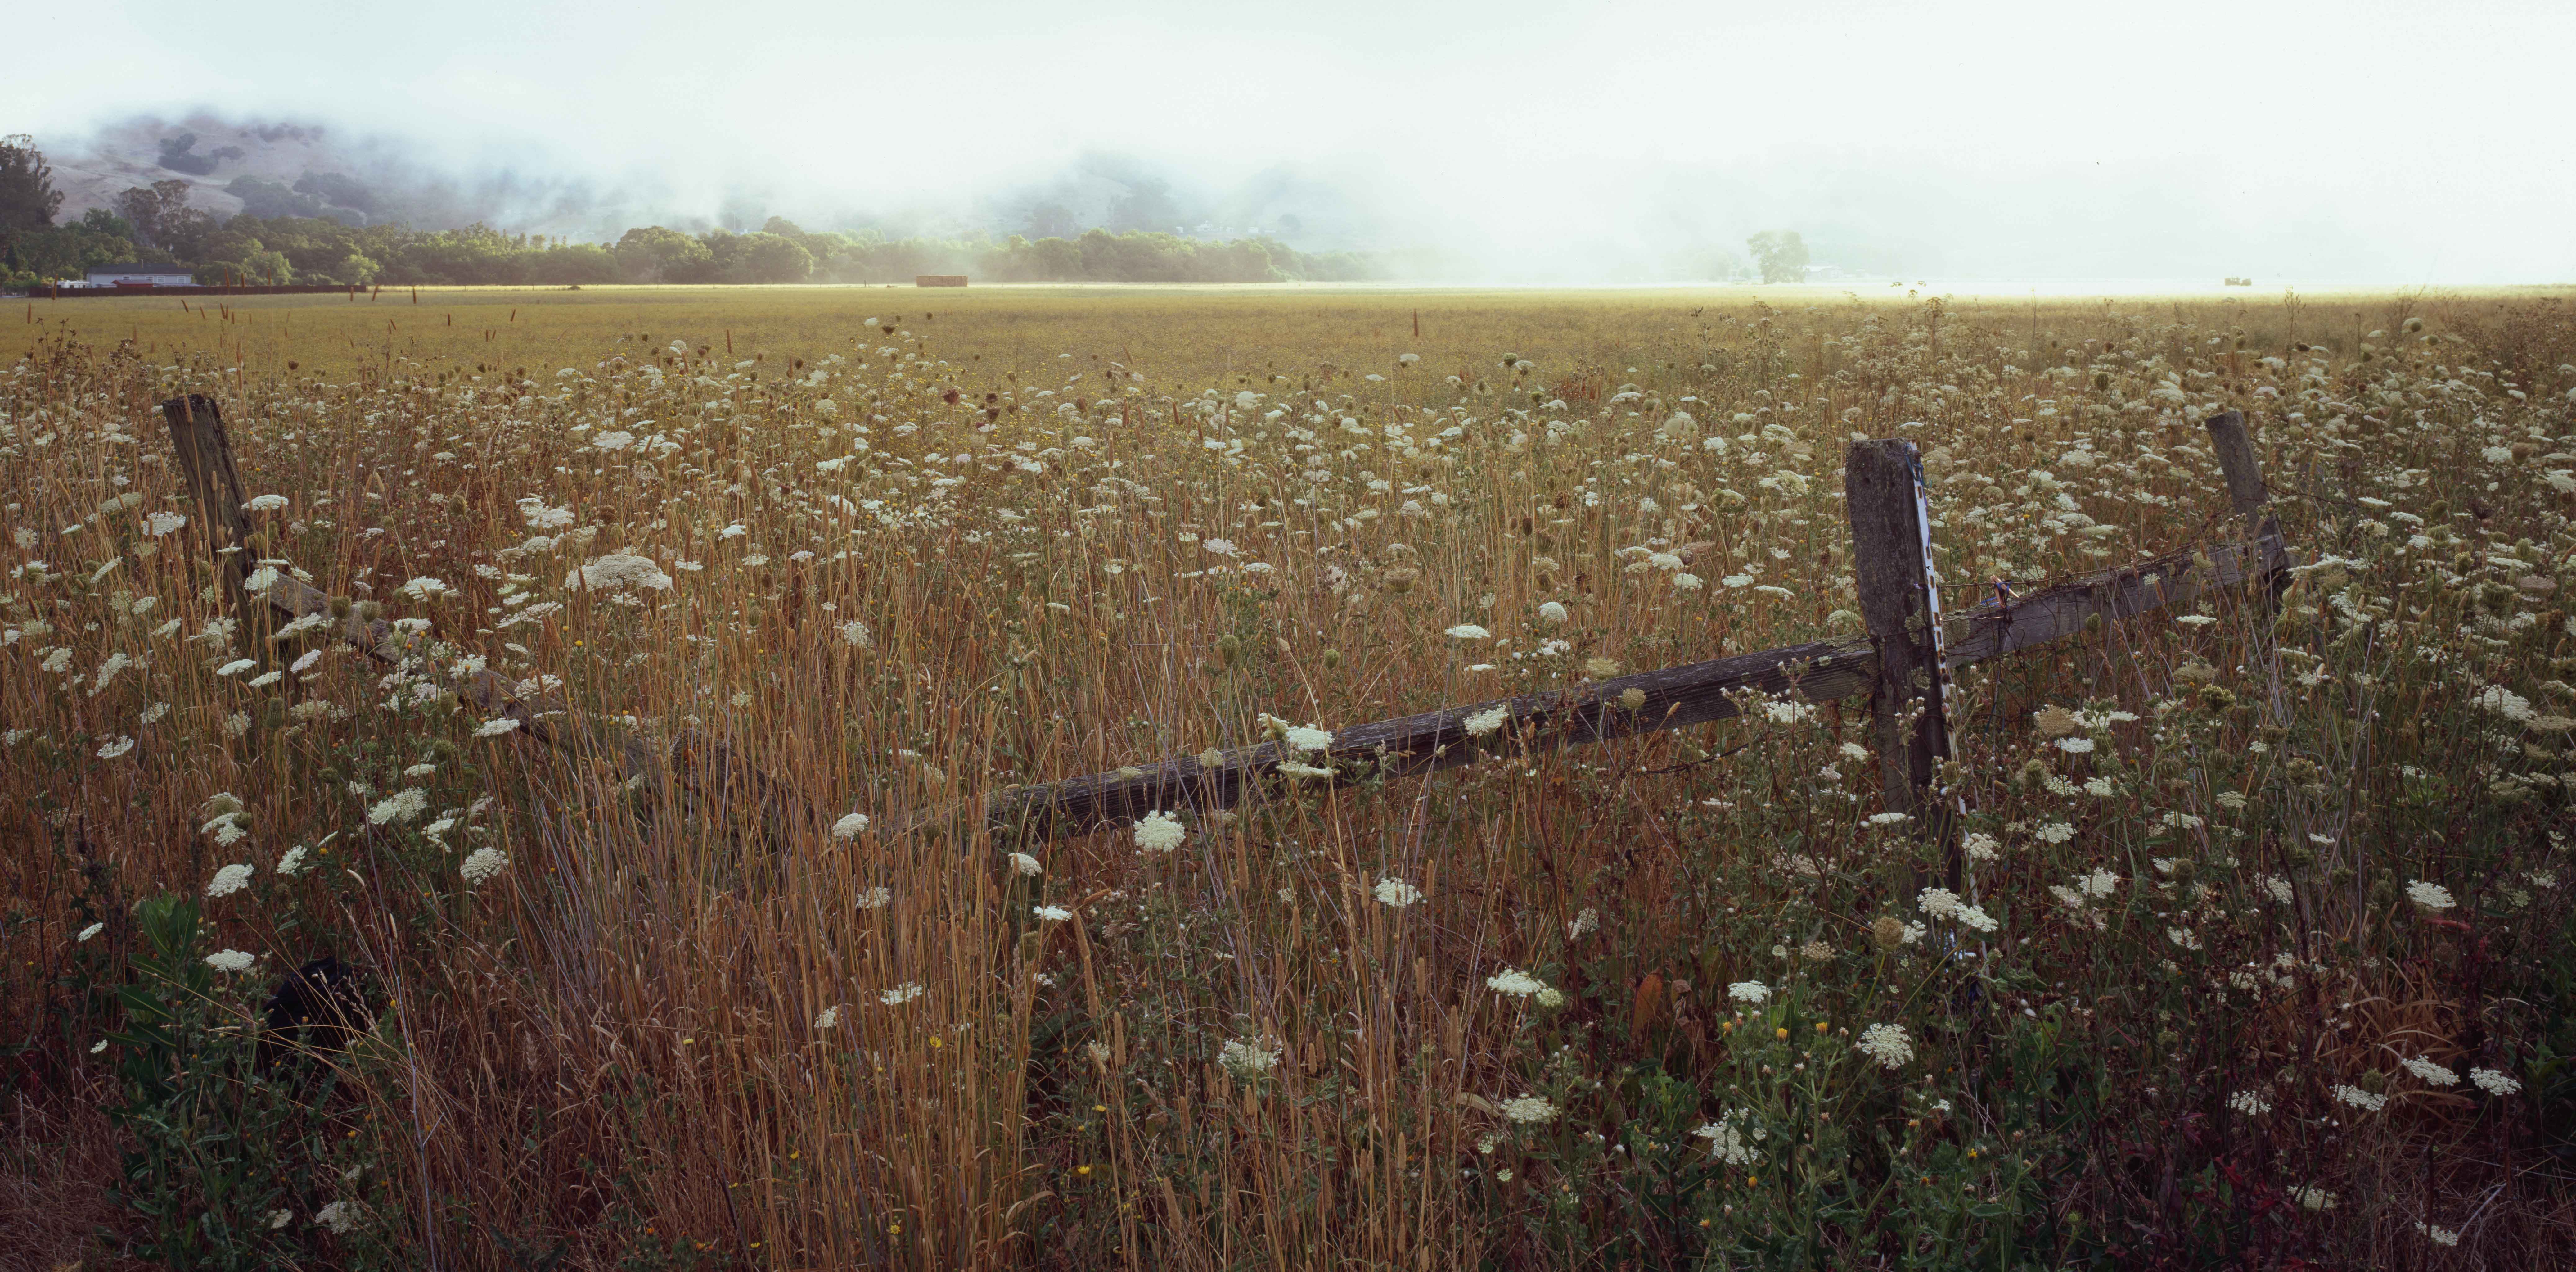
[0,133,63,233]
[105,894,399,1269]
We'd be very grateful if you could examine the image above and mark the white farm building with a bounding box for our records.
[81,264,195,288]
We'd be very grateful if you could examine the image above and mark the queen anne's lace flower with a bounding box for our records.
[1486,968,1547,997]
[1499,1096,1558,1124]
[1857,1023,1913,1068]
[460,847,508,886]
[2471,1067,2522,1096]
[1133,811,1185,852]
[205,863,253,899]
[1219,1036,1283,1077]
[1695,1114,1760,1165]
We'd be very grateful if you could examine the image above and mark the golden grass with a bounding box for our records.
[7,285,2576,1268]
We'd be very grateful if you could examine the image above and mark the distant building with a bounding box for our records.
[83,264,195,288]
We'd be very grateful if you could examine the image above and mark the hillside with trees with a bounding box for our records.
[0,137,1377,288]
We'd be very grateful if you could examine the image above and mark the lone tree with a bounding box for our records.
[1747,230,1810,284]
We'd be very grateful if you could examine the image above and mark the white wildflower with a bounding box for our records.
[832,812,870,839]
[459,847,508,886]
[2402,1056,2460,1087]
[1857,1023,1913,1069]
[1374,878,1423,908]
[205,949,256,973]
[367,789,429,826]
[205,863,254,899]
[1696,1115,1760,1166]
[564,554,672,592]
[1133,811,1185,853]
[2471,1067,2522,1096]
[1728,980,1770,1004]
[880,983,925,1005]
[2406,880,2456,911]
[1463,705,1510,737]
[1219,1036,1283,1078]
[518,501,575,529]
[1499,1096,1559,1124]
[1487,967,1547,998]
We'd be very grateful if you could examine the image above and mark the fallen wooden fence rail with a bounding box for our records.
[160,395,816,840]
[978,411,2292,843]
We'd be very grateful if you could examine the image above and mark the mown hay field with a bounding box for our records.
[8,284,2576,1269]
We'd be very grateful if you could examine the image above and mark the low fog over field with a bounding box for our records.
[14,0,2574,284]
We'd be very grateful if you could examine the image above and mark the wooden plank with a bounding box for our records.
[984,636,1880,839]
[1844,439,1959,890]
[983,519,2295,844]
[1939,536,2278,667]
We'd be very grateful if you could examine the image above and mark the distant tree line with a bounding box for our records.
[0,136,1377,288]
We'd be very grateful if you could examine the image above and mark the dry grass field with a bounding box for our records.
[7,283,2576,1269]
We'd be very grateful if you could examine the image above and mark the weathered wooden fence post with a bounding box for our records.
[160,394,260,632]
[2204,410,2289,590]
[1845,439,1961,895]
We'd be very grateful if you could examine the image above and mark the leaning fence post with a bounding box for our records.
[1845,439,1961,896]
[2203,409,2290,593]
[160,394,262,634]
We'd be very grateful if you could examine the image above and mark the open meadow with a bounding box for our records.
[8,284,2576,1269]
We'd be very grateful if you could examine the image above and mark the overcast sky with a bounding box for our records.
[12,0,2572,283]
